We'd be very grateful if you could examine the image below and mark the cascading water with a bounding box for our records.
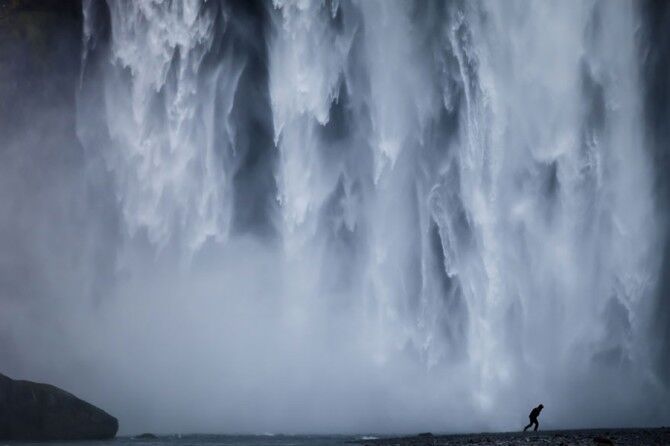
[3,0,666,435]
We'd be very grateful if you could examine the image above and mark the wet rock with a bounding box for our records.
[135,433,159,439]
[0,373,118,440]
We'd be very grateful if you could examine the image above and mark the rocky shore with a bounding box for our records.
[352,428,670,446]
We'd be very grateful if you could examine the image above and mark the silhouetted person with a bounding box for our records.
[523,404,543,432]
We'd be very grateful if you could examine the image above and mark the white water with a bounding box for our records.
[70,0,668,434]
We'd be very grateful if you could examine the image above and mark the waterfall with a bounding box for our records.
[71,0,667,432]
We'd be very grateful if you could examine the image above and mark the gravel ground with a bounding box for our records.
[352,428,670,446]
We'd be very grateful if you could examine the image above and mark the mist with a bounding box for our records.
[1,0,670,435]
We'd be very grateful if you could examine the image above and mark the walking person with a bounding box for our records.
[523,404,544,432]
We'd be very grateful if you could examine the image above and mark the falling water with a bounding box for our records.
[5,0,664,434]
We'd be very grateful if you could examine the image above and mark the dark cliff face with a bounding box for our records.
[640,0,670,386]
[0,0,114,374]
[0,0,81,132]
[0,0,80,373]
[0,6,119,439]
[0,0,87,307]
[0,373,118,440]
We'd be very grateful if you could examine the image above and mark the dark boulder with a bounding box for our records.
[0,373,118,440]
[135,433,159,439]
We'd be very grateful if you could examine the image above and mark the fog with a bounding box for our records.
[1,0,670,435]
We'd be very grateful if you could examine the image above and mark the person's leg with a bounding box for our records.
[533,420,538,432]
[523,419,532,431]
